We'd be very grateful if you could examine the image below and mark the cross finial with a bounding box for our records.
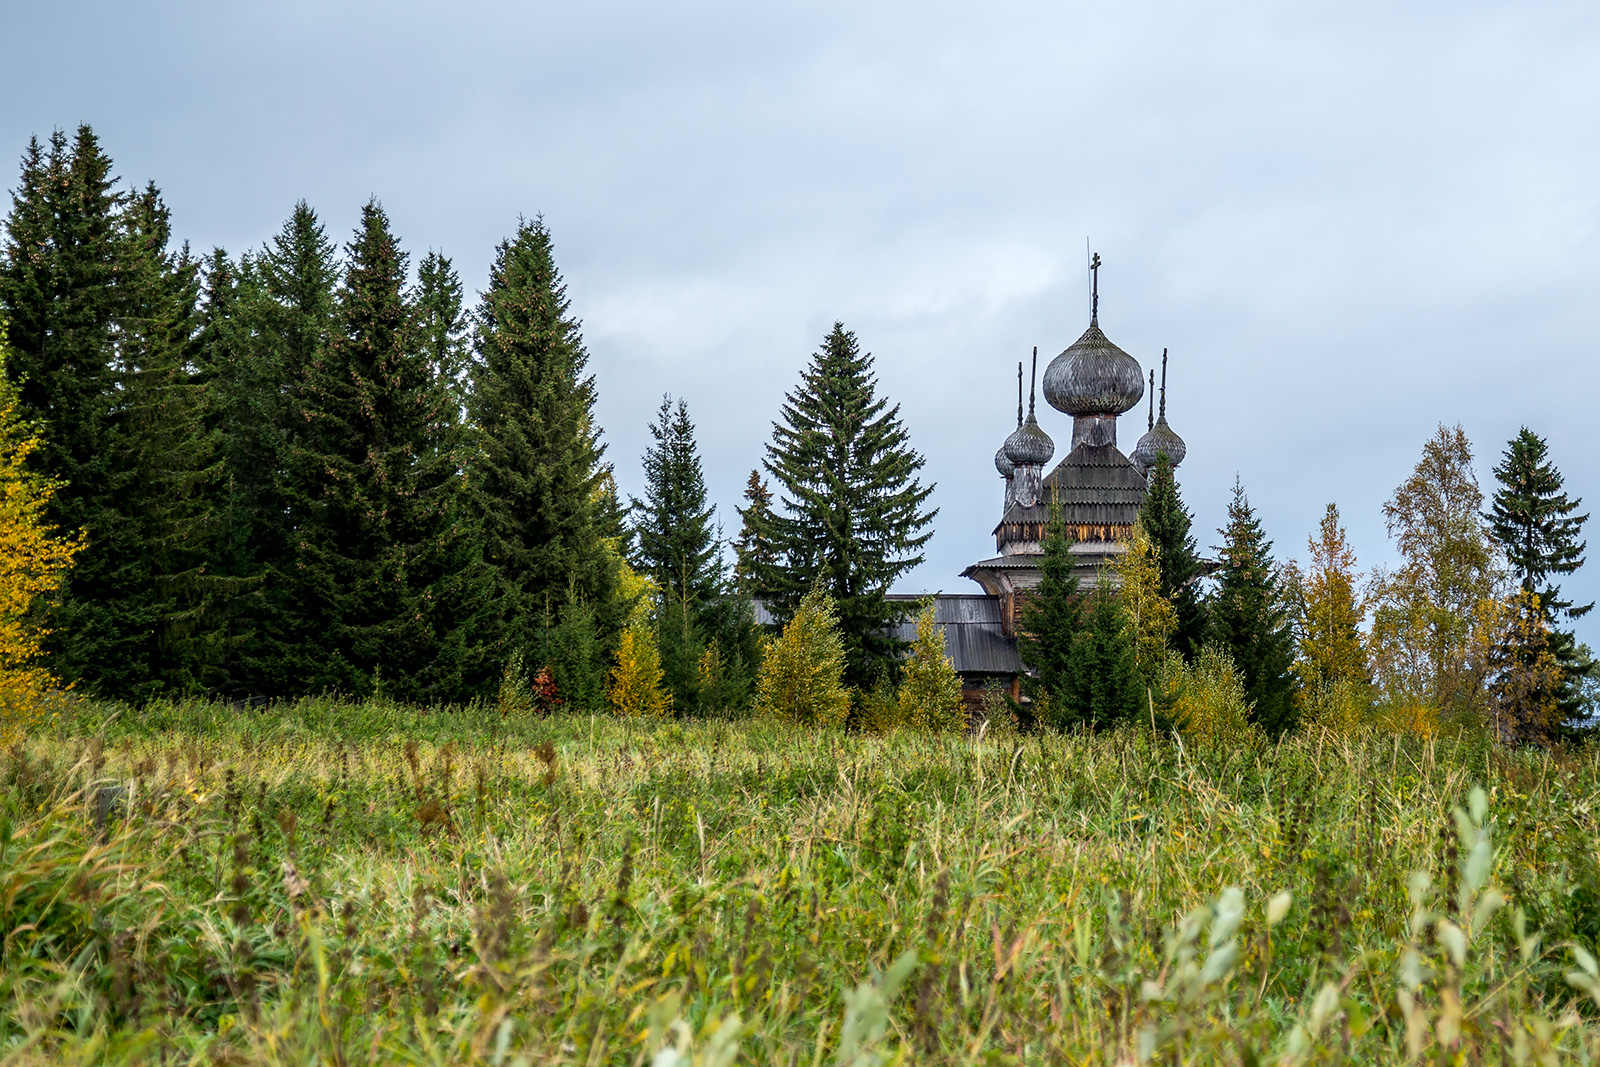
[1159,348,1169,420]
[1147,370,1155,431]
[1090,252,1102,323]
[1016,361,1023,427]
[1028,346,1038,419]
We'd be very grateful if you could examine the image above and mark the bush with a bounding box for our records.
[897,602,966,732]
[1164,645,1258,746]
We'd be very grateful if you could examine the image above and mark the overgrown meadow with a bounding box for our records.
[4,700,1600,1065]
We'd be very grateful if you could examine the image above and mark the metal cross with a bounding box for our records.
[1090,252,1101,321]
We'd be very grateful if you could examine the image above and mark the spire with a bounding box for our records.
[1147,370,1155,431]
[1159,348,1169,420]
[1016,361,1023,427]
[1028,346,1038,419]
[1089,251,1101,324]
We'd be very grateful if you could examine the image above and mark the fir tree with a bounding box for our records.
[284,200,486,700]
[1018,503,1083,711]
[1212,480,1298,737]
[469,217,619,666]
[733,470,777,596]
[761,323,936,686]
[1139,453,1207,660]
[1063,585,1144,731]
[1486,428,1592,730]
[414,250,470,427]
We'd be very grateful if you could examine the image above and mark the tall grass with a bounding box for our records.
[3,698,1600,1063]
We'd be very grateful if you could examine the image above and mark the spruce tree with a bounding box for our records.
[0,127,129,692]
[468,217,619,675]
[1018,504,1083,716]
[761,323,936,686]
[632,395,721,711]
[1139,453,1208,660]
[284,200,486,700]
[733,470,777,597]
[1212,480,1298,737]
[1064,585,1144,730]
[414,250,470,427]
[1487,428,1592,730]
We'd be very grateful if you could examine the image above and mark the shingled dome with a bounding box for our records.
[1132,417,1185,470]
[1002,413,1054,467]
[994,445,1014,477]
[1043,320,1145,417]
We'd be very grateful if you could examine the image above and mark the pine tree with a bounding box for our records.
[1018,504,1083,711]
[1139,453,1208,660]
[469,217,619,666]
[1297,503,1368,690]
[284,200,486,700]
[1486,428,1592,729]
[761,323,936,686]
[733,470,777,596]
[1212,480,1298,737]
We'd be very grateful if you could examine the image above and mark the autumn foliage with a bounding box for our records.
[0,337,82,741]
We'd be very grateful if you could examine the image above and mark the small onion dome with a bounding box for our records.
[1002,412,1054,467]
[1043,321,1145,417]
[995,445,1014,477]
[1132,416,1186,470]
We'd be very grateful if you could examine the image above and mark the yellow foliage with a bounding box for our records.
[1300,676,1374,734]
[1296,504,1368,690]
[1114,520,1177,679]
[1163,647,1258,747]
[0,338,82,745]
[607,624,671,719]
[897,602,966,732]
[754,588,849,727]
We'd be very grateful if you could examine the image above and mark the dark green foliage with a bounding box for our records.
[1139,453,1208,661]
[469,217,620,668]
[633,396,719,606]
[1212,480,1298,737]
[1487,428,1593,730]
[414,250,470,428]
[759,324,936,687]
[0,127,226,698]
[733,469,777,597]
[1062,585,1144,730]
[1018,504,1083,702]
[282,200,488,701]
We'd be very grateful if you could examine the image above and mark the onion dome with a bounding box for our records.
[1042,255,1144,417]
[1003,413,1054,467]
[1003,347,1054,467]
[1131,349,1186,469]
[995,445,1014,478]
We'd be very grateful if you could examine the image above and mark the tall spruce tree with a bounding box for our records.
[1486,427,1592,730]
[631,395,721,710]
[1018,504,1083,719]
[761,323,936,686]
[1066,585,1144,730]
[1212,480,1298,737]
[414,250,470,430]
[469,217,620,679]
[1139,453,1208,660]
[283,200,486,700]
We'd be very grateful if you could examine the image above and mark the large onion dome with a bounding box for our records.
[1002,413,1054,467]
[1042,319,1145,417]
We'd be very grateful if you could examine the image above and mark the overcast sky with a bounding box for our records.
[7,1,1599,643]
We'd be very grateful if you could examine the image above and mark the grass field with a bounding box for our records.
[3,699,1600,1064]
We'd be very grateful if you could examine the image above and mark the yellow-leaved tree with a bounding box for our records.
[754,588,849,726]
[1114,519,1178,682]
[897,601,965,731]
[1295,504,1373,732]
[0,332,82,742]
[607,623,671,719]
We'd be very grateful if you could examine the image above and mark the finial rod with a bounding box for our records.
[1147,370,1155,431]
[1016,362,1023,426]
[1089,252,1101,323]
[1028,346,1038,419]
[1159,348,1169,419]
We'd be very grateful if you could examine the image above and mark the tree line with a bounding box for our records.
[0,126,936,712]
[1021,428,1592,745]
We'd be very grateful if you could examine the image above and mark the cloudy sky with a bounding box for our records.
[7,1,1599,641]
